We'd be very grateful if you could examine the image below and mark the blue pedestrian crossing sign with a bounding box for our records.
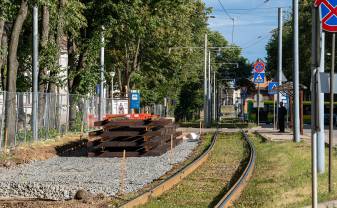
[268,82,279,95]
[130,92,141,109]
[254,72,265,84]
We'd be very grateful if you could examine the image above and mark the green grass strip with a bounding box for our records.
[140,133,247,208]
[235,134,337,208]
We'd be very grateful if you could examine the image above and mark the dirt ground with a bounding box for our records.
[0,197,112,208]
[0,134,87,168]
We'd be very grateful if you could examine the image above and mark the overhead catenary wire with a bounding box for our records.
[217,0,235,44]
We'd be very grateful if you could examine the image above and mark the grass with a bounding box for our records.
[234,134,337,208]
[139,133,247,208]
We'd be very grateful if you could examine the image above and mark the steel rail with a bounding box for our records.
[119,130,219,208]
[214,130,256,208]
[119,129,256,208]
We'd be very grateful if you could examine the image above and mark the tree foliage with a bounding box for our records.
[0,0,251,127]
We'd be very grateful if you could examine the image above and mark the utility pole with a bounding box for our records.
[231,18,235,44]
[213,71,216,121]
[318,32,325,174]
[99,26,105,121]
[329,33,335,192]
[208,51,212,126]
[293,0,300,142]
[277,7,283,130]
[32,5,39,141]
[204,34,208,128]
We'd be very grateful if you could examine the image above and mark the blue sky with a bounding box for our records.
[203,0,292,62]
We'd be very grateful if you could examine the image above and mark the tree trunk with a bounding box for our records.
[38,5,50,127]
[49,0,66,94]
[5,0,28,146]
[0,32,7,91]
[69,52,86,130]
[0,21,7,90]
[0,20,4,50]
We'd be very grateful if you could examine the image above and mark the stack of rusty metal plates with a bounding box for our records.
[87,118,182,157]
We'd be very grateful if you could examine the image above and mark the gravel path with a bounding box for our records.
[0,140,198,200]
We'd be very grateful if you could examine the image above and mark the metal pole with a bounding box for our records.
[311,5,319,207]
[204,34,208,128]
[329,33,335,192]
[208,51,211,126]
[318,32,325,174]
[277,7,283,130]
[32,6,39,141]
[257,84,260,126]
[231,18,235,44]
[99,26,105,121]
[293,0,300,142]
[213,71,216,121]
[274,94,276,130]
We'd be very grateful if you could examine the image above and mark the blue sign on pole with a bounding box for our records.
[130,92,141,109]
[268,82,279,95]
[254,72,265,84]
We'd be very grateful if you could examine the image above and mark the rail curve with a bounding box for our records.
[119,130,256,208]
[214,130,256,207]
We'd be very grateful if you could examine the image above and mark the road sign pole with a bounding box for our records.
[318,32,325,174]
[274,94,276,129]
[329,32,335,192]
[293,0,300,143]
[311,5,319,207]
[277,7,283,131]
[257,84,260,126]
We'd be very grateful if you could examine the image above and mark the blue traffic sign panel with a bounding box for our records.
[268,82,279,95]
[315,0,337,32]
[254,73,265,83]
[130,92,141,109]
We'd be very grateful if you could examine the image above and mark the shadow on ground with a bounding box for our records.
[55,139,89,157]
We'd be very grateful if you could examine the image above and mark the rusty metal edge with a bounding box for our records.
[119,130,219,208]
[214,130,256,208]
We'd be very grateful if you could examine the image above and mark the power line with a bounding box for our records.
[217,0,235,44]
[242,35,270,49]
[225,6,291,11]
[217,0,233,20]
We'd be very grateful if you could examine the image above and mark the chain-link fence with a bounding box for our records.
[0,91,131,150]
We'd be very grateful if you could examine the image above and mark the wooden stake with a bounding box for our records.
[170,135,174,164]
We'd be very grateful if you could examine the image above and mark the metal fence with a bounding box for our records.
[0,91,168,151]
[0,92,132,150]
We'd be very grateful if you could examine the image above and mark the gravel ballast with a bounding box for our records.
[0,140,198,200]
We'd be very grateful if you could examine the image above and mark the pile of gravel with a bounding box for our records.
[0,140,198,200]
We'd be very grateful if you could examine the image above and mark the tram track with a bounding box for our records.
[119,127,256,208]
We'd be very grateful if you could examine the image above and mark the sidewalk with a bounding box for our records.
[254,126,337,145]
[253,127,310,142]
